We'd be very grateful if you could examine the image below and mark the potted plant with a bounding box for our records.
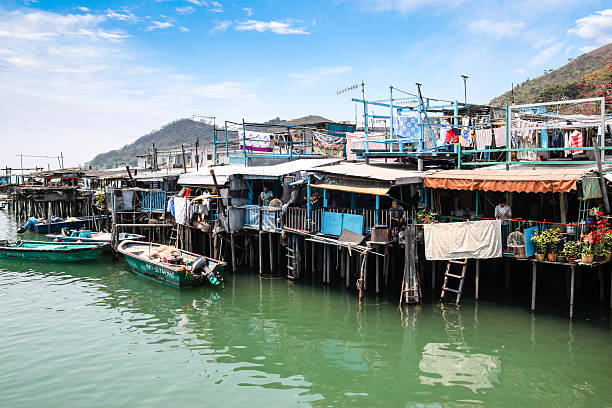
[600,230,612,262]
[581,231,598,263]
[545,228,564,262]
[563,241,580,264]
[531,230,547,261]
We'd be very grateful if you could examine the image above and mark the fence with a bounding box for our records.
[141,190,169,213]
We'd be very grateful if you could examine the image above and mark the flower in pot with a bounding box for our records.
[581,231,598,263]
[531,230,547,261]
[563,241,580,264]
[545,228,564,262]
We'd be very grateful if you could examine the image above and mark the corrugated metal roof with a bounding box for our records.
[314,162,428,185]
[134,168,193,181]
[178,159,341,186]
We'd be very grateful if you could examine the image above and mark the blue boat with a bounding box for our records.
[46,230,145,244]
[18,215,109,234]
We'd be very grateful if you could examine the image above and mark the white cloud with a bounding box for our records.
[146,20,173,31]
[243,7,254,16]
[105,8,138,23]
[529,42,565,67]
[468,19,526,38]
[210,20,231,34]
[179,26,189,32]
[515,68,526,74]
[235,19,309,35]
[187,0,205,5]
[176,6,195,15]
[289,66,353,86]
[569,9,612,47]
[208,1,224,13]
[77,7,89,12]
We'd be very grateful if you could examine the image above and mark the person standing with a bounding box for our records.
[259,186,273,207]
[495,199,512,249]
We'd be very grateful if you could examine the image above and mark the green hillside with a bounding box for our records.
[88,118,213,169]
[490,42,612,106]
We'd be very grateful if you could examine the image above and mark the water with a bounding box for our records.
[1,211,612,407]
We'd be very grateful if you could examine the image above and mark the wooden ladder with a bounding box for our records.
[440,259,468,305]
[169,225,178,247]
[286,236,299,280]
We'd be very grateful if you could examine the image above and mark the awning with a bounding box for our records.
[424,168,593,193]
[311,183,390,196]
[314,162,426,185]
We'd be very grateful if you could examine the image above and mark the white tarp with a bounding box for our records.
[424,220,502,260]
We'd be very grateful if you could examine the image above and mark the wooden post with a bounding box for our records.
[231,232,236,273]
[345,250,350,288]
[375,245,380,293]
[531,261,537,312]
[505,259,510,289]
[570,265,575,319]
[559,192,567,224]
[47,201,52,233]
[258,231,263,277]
[384,246,390,287]
[269,233,274,275]
[475,259,480,300]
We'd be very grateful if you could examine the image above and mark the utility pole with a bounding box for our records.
[361,80,367,129]
[461,74,469,105]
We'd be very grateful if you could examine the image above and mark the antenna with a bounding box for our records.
[336,83,359,95]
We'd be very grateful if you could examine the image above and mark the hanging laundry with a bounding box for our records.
[445,128,459,144]
[393,116,420,143]
[540,125,549,149]
[493,127,507,147]
[167,196,175,217]
[512,119,538,161]
[312,131,345,157]
[569,130,584,155]
[173,197,189,225]
[475,128,493,150]
[437,126,449,147]
[241,130,273,152]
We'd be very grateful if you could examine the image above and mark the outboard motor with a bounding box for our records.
[61,227,71,237]
[17,217,38,234]
[191,256,222,285]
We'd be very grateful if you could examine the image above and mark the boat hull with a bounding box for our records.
[31,216,108,233]
[0,242,106,262]
[117,241,225,289]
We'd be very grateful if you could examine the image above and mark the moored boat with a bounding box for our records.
[18,215,109,234]
[0,241,107,262]
[46,229,145,244]
[117,240,225,288]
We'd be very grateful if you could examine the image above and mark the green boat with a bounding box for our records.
[0,241,107,262]
[117,240,226,289]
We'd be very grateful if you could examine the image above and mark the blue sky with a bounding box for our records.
[1,0,611,168]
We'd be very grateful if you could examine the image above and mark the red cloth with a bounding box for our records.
[445,129,459,144]
[569,130,583,155]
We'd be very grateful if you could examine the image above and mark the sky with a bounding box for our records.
[1,0,612,169]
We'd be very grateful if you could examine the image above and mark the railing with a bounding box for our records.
[437,215,581,242]
[285,207,311,232]
[141,190,169,213]
[242,205,281,231]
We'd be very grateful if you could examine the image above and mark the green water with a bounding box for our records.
[1,211,612,407]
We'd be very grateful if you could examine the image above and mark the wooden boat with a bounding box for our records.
[19,215,109,234]
[46,230,145,244]
[0,241,107,262]
[117,241,225,288]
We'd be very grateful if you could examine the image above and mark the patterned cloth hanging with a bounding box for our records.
[393,116,420,143]
[241,130,273,152]
[312,131,345,157]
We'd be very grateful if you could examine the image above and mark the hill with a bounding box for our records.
[88,118,214,168]
[490,42,612,106]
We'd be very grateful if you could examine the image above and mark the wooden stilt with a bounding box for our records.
[345,250,350,288]
[531,261,537,312]
[269,233,274,275]
[570,265,575,319]
[475,259,480,300]
[375,245,380,293]
[258,231,263,277]
[600,267,604,303]
[230,232,236,273]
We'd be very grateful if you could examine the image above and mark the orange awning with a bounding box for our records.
[424,168,593,193]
